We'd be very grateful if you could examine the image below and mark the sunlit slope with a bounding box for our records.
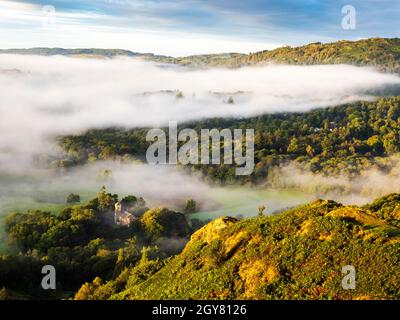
[84,194,400,300]
[162,38,400,71]
[161,38,400,72]
[192,38,400,72]
[233,38,400,72]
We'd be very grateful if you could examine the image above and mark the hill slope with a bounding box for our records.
[164,38,400,71]
[76,194,400,300]
[2,38,400,72]
[234,38,400,73]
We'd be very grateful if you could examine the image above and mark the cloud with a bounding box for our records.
[0,54,399,169]
[0,161,210,207]
[2,0,399,53]
[0,0,280,56]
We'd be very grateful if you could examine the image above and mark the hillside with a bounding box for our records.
[168,38,400,71]
[234,38,400,73]
[0,48,168,60]
[75,194,400,300]
[2,38,400,72]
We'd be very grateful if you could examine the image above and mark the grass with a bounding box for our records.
[190,187,314,220]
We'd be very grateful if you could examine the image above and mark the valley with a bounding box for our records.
[1,37,400,300]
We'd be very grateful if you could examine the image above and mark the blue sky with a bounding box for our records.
[0,0,399,56]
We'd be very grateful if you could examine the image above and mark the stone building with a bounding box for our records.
[114,202,136,226]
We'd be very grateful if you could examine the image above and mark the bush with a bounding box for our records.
[66,193,81,204]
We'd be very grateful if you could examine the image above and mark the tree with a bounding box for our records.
[388,104,400,120]
[97,186,118,212]
[99,146,116,160]
[306,145,315,157]
[184,199,197,214]
[74,277,103,300]
[258,205,266,217]
[287,137,300,154]
[140,208,190,240]
[366,135,384,155]
[121,195,146,209]
[66,193,81,204]
[0,287,9,300]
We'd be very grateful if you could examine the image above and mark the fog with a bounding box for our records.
[0,162,211,211]
[1,54,400,169]
[1,54,400,227]
[0,161,311,220]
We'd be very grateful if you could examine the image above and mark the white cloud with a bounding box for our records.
[0,25,279,56]
[0,0,280,56]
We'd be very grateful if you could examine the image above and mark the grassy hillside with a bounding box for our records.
[76,194,400,300]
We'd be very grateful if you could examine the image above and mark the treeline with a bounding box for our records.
[235,38,400,73]
[54,96,400,184]
[160,38,400,72]
[0,188,200,299]
[2,38,399,73]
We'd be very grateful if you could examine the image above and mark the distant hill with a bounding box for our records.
[0,47,168,60]
[0,47,244,67]
[2,38,400,72]
[156,52,246,67]
[75,194,400,300]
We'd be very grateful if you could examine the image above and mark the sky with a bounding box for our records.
[0,0,399,56]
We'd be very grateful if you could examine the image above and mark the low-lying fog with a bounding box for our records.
[1,54,399,169]
[0,161,312,217]
[1,54,400,244]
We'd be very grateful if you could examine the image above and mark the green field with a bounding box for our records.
[0,171,313,253]
[190,187,314,220]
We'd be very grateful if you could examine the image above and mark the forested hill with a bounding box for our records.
[167,38,400,71]
[1,38,400,72]
[74,194,400,300]
[232,38,400,72]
